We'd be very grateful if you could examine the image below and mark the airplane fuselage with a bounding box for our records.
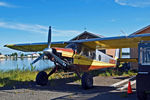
[53,43,116,72]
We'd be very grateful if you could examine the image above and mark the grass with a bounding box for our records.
[0,69,38,87]
[0,67,72,87]
[0,66,137,87]
[0,64,38,87]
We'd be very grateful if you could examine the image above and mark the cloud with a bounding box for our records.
[0,22,47,34]
[0,2,16,7]
[109,19,116,22]
[0,21,81,37]
[53,29,81,36]
[115,0,150,7]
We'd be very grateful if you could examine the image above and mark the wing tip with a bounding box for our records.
[4,44,15,47]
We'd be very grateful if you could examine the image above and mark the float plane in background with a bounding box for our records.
[4,26,150,89]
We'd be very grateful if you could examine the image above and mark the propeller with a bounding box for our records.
[31,26,68,82]
[31,26,67,67]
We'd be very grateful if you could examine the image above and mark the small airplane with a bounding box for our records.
[4,26,150,89]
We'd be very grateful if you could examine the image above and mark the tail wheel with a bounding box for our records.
[36,71,48,86]
[81,72,93,89]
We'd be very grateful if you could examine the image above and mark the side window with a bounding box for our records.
[99,50,106,54]
[98,55,101,61]
[83,48,89,57]
[90,52,96,59]
[76,44,82,54]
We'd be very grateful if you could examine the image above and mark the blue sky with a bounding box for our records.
[0,0,150,54]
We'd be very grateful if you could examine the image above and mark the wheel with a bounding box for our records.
[81,72,93,89]
[36,71,48,86]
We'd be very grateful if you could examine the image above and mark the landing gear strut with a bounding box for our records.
[81,72,93,89]
[36,66,94,89]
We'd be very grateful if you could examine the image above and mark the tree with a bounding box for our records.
[11,52,18,58]
[21,53,24,57]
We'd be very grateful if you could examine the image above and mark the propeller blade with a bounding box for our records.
[48,26,51,48]
[31,54,45,65]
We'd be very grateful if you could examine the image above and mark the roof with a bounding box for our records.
[130,25,150,36]
[70,31,104,41]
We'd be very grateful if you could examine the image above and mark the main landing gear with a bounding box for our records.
[36,68,93,90]
[81,72,93,89]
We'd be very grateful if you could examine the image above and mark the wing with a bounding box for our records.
[70,33,150,49]
[5,33,150,52]
[4,41,67,52]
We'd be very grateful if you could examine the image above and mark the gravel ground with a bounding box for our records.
[0,76,137,100]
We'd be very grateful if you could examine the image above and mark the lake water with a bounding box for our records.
[0,58,54,71]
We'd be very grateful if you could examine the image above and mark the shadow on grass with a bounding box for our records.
[0,69,138,100]
[0,76,137,100]
[0,71,117,95]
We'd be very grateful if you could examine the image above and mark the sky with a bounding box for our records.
[0,0,150,54]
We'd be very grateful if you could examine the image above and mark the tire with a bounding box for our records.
[81,72,93,89]
[36,71,48,86]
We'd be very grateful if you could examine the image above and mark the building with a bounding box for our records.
[0,55,6,59]
[130,25,150,70]
[26,53,40,58]
[32,53,40,58]
[70,31,117,58]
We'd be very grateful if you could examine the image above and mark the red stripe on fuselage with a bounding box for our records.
[73,64,115,72]
[54,48,74,53]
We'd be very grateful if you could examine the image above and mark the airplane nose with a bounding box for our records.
[43,48,53,54]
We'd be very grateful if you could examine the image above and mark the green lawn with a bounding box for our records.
[0,68,137,87]
[0,68,74,87]
[0,70,38,87]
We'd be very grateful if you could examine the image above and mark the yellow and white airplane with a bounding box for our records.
[4,26,150,89]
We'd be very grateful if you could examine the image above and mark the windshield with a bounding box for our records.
[65,43,77,50]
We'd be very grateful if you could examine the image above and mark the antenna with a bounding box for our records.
[120,30,128,36]
[84,27,87,31]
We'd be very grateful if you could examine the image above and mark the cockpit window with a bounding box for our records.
[82,47,96,59]
[76,44,82,54]
[90,52,96,59]
[66,43,96,60]
[83,48,89,57]
[65,43,77,50]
